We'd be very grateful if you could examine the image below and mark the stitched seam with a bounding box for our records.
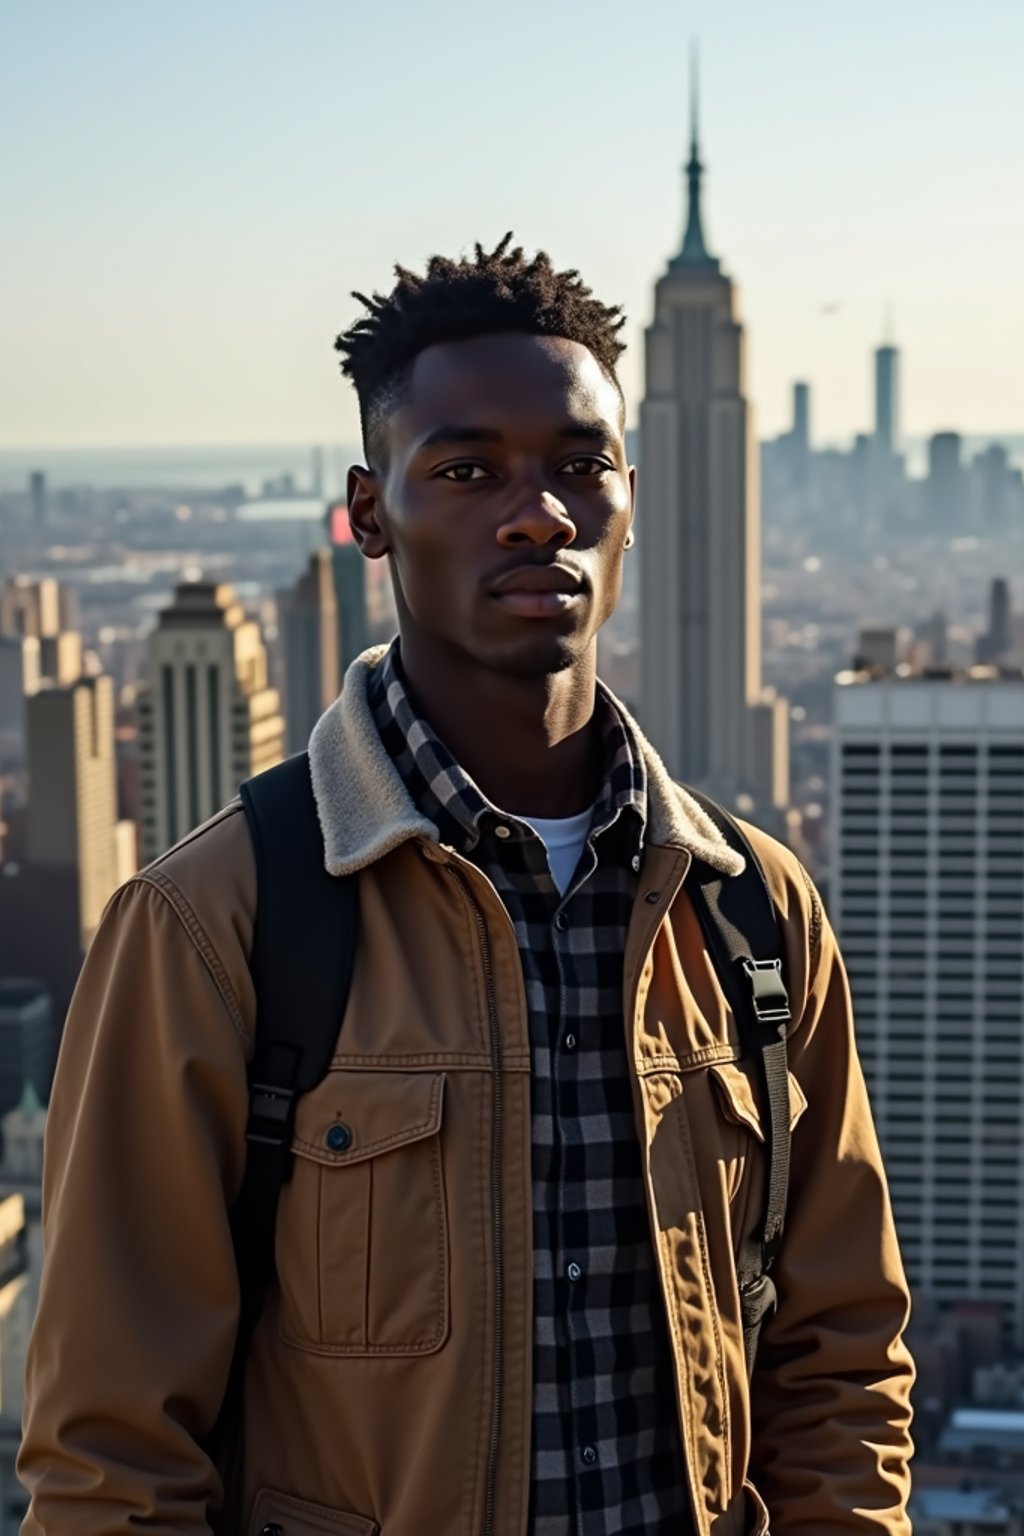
[674,1090,731,1514]
[293,1075,444,1162]
[133,871,246,1047]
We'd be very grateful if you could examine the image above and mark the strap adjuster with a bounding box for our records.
[246,1082,297,1147]
[741,959,791,1024]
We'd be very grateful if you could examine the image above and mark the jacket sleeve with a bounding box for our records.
[748,870,915,1535]
[18,874,250,1535]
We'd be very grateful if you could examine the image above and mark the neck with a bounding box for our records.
[397,633,602,818]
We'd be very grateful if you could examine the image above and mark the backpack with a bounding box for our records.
[228,750,792,1409]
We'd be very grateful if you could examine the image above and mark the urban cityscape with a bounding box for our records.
[3,52,1024,1536]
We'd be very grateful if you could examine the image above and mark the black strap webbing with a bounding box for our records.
[685,789,792,1377]
[211,751,358,1483]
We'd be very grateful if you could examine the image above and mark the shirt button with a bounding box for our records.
[494,824,511,839]
[581,1445,598,1466]
[564,1034,577,1052]
[554,911,569,931]
[567,1262,582,1282]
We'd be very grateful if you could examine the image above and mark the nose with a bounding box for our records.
[497,489,577,550]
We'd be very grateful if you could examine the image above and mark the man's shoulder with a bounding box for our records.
[131,802,258,1004]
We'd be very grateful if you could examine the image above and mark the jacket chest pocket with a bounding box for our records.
[275,1069,449,1356]
[706,1058,807,1212]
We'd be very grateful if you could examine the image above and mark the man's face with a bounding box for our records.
[347,332,634,678]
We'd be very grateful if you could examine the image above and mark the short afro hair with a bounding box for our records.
[333,233,627,468]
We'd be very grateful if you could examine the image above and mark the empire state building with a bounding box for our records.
[638,76,789,815]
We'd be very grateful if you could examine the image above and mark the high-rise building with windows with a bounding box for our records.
[326,502,370,677]
[0,985,53,1119]
[25,675,120,949]
[927,432,965,528]
[832,664,1024,1342]
[638,65,788,815]
[874,344,900,458]
[279,549,340,753]
[138,581,285,863]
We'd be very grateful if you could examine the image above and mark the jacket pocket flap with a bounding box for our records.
[291,1070,446,1167]
[249,1487,379,1535]
[708,1060,807,1141]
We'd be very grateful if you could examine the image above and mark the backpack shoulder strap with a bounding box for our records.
[684,787,792,1377]
[213,751,358,1467]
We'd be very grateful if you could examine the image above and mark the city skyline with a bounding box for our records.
[4,0,1023,449]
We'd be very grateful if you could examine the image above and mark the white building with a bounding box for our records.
[832,667,1024,1342]
[138,581,285,863]
[638,68,788,815]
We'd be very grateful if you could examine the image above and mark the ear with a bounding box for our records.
[346,464,390,559]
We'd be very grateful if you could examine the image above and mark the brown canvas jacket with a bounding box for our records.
[18,648,915,1536]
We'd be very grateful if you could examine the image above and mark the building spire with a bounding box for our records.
[674,40,718,270]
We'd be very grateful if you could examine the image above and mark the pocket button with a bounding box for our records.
[325,1123,353,1152]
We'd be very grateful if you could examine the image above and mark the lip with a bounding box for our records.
[490,563,585,596]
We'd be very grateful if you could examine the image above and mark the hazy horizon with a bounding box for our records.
[4,0,1022,450]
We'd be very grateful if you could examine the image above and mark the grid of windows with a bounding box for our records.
[834,701,1024,1340]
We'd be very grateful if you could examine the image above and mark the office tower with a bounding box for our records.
[279,548,340,753]
[137,581,285,863]
[311,445,325,499]
[976,579,1014,665]
[325,502,370,676]
[0,636,41,744]
[0,576,81,686]
[874,344,900,457]
[0,983,53,1118]
[638,65,788,812]
[0,578,59,640]
[25,675,119,949]
[28,472,47,532]
[832,666,1024,1342]
[927,432,965,527]
[792,382,810,456]
[972,444,1013,528]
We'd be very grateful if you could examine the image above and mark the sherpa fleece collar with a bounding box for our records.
[307,646,745,880]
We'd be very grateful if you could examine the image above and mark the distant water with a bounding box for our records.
[0,443,361,497]
[0,435,1021,494]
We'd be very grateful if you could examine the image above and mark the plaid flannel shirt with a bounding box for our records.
[368,643,693,1536]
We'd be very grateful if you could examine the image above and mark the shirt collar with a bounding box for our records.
[367,639,646,859]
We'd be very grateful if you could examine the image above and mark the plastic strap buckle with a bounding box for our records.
[246,1083,297,1147]
[741,959,792,1024]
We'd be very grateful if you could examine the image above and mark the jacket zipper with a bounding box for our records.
[446,867,505,1536]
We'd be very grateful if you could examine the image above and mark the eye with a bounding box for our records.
[562,456,613,477]
[438,463,492,482]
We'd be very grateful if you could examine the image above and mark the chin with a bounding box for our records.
[474,631,582,680]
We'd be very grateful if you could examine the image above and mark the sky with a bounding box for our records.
[2,0,1023,451]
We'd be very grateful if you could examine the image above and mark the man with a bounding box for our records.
[19,236,914,1536]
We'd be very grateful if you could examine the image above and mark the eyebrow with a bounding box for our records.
[416,421,616,452]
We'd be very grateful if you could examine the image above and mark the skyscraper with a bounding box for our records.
[326,502,370,677]
[279,548,340,753]
[25,675,120,949]
[833,665,1024,1342]
[638,62,788,812]
[0,985,53,1118]
[28,472,47,532]
[0,577,81,687]
[137,581,285,863]
[874,344,900,457]
[977,578,1013,665]
[927,432,965,527]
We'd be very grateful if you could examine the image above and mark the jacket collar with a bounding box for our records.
[308,646,745,880]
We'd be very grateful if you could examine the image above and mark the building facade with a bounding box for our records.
[326,503,369,677]
[832,668,1024,1342]
[279,548,339,753]
[138,581,285,863]
[638,76,788,814]
[25,675,119,948]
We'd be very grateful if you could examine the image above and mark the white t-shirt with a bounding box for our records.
[518,806,594,897]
